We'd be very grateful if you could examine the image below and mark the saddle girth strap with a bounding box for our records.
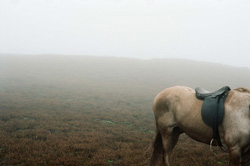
[211,89,229,147]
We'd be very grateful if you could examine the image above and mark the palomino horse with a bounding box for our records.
[151,86,250,166]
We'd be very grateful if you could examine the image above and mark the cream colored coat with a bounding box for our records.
[151,86,250,166]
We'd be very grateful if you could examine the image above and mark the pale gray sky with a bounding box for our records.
[0,0,250,67]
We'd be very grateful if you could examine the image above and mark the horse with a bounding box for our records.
[150,86,250,166]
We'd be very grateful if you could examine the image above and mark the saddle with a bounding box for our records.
[195,86,231,147]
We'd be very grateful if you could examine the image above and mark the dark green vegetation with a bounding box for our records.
[0,55,249,165]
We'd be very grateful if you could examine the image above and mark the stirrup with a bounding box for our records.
[210,139,215,151]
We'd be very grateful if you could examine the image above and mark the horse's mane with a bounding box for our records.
[234,87,250,94]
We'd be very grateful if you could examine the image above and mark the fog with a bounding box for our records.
[1,1,250,163]
[0,0,250,68]
[4,55,247,165]
[1,55,250,92]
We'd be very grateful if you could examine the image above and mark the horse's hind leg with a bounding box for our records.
[160,126,182,166]
[228,146,241,166]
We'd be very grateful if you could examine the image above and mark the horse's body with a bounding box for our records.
[151,86,250,166]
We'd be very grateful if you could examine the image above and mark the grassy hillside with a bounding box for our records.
[1,55,249,91]
[0,55,249,165]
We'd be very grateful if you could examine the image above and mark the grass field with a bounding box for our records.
[0,85,229,166]
[1,55,249,165]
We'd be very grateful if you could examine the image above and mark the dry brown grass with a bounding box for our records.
[0,87,228,166]
[1,55,243,165]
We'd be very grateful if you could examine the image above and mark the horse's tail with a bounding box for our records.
[150,130,163,166]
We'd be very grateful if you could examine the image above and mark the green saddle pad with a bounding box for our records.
[201,96,225,128]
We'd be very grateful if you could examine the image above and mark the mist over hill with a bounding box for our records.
[0,55,249,165]
[1,55,250,96]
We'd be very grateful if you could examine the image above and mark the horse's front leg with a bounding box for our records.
[229,146,241,166]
